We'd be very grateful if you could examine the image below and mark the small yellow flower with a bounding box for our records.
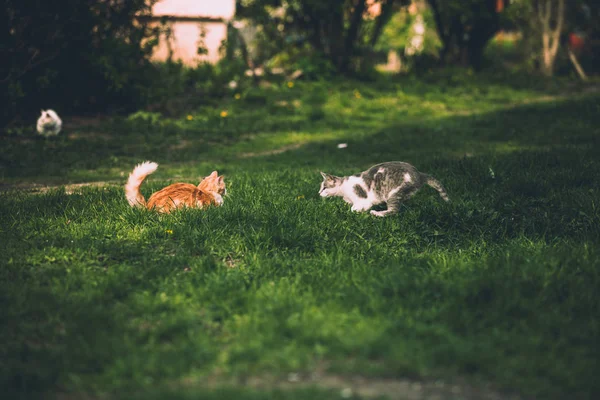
[234,93,241,100]
[220,110,228,118]
[186,115,193,121]
[353,90,361,99]
[296,195,305,200]
[165,229,173,235]
[287,81,294,88]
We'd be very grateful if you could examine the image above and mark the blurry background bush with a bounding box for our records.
[2,0,598,130]
[1,0,161,127]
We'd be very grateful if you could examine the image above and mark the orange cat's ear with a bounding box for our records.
[218,176,224,184]
[209,171,218,179]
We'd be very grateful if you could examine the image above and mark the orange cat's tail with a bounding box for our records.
[125,161,158,207]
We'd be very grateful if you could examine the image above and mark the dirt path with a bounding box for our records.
[179,371,526,400]
[0,181,120,194]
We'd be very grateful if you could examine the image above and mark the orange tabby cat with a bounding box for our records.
[125,161,226,213]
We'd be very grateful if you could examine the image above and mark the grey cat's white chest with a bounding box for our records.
[343,176,376,204]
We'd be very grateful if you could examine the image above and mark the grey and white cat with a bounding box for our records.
[319,161,450,217]
[36,109,62,137]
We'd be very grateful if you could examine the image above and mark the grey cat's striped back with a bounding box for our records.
[369,161,448,202]
[319,161,449,217]
[360,162,423,197]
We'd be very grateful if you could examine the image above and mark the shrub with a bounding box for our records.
[1,0,159,129]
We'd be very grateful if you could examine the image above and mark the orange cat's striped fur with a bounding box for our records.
[125,161,226,213]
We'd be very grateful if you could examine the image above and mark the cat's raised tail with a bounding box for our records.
[125,161,158,207]
[422,173,450,202]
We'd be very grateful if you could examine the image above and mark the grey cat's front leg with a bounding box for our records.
[370,185,418,217]
[351,201,373,212]
[370,209,395,217]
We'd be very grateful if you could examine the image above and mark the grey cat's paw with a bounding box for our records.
[351,204,369,212]
[370,210,387,217]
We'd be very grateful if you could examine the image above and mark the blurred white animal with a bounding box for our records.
[36,109,62,137]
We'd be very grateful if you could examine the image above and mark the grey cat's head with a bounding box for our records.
[319,172,343,197]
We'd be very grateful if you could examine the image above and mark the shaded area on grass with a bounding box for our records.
[1,76,597,183]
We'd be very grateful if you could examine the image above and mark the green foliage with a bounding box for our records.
[377,8,415,51]
[268,46,337,80]
[236,0,408,75]
[377,6,443,72]
[1,74,599,399]
[140,60,249,117]
[505,0,600,75]
[503,0,542,70]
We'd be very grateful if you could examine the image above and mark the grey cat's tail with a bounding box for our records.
[422,174,450,202]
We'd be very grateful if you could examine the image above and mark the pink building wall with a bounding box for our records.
[150,0,236,65]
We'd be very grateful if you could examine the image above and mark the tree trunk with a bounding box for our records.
[305,5,325,53]
[325,4,346,70]
[537,0,565,77]
[428,0,450,62]
[428,0,503,69]
[339,0,368,72]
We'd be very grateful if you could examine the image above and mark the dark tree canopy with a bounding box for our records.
[236,0,409,73]
[1,0,158,127]
[427,0,508,69]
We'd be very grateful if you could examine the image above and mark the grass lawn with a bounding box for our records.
[1,72,599,400]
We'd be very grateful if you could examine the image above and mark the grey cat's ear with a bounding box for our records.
[320,171,330,180]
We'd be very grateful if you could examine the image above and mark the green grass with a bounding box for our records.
[1,73,599,400]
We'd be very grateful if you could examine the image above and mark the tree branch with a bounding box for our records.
[549,0,565,58]
[568,48,588,81]
[537,0,550,29]
[554,0,565,39]
[545,0,552,24]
